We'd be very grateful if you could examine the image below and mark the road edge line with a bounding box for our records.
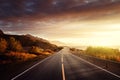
[72,54,120,79]
[11,55,53,80]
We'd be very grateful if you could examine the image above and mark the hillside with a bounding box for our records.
[0,29,58,51]
[0,29,63,64]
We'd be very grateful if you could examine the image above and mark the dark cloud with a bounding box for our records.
[0,0,120,19]
[0,0,120,35]
[0,0,52,18]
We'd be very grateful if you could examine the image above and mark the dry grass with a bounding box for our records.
[6,51,37,62]
[85,47,120,62]
[70,47,120,62]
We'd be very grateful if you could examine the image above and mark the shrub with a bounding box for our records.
[30,46,44,55]
[43,49,54,55]
[0,38,7,53]
[6,52,37,61]
[45,49,54,53]
[8,37,23,52]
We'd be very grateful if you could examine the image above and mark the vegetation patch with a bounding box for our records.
[6,52,37,62]
[85,47,120,62]
[70,46,120,62]
[0,29,62,65]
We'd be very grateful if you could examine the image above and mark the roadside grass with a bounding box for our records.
[86,47,120,62]
[6,52,37,62]
[70,47,120,62]
[0,51,53,64]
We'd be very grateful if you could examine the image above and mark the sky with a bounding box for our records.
[0,0,120,48]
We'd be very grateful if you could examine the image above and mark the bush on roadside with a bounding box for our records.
[0,38,7,53]
[44,49,54,54]
[8,37,23,52]
[29,46,44,55]
[6,51,37,61]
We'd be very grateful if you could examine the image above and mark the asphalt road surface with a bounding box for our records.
[11,47,120,80]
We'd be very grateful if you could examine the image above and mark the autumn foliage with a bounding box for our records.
[0,38,7,53]
[0,30,58,64]
[6,52,37,61]
[0,37,55,64]
[29,46,44,55]
[8,37,23,52]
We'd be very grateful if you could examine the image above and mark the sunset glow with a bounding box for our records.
[1,1,120,80]
[50,13,118,48]
[45,16,120,48]
[0,0,120,49]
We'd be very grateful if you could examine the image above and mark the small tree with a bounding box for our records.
[44,49,54,54]
[8,37,23,52]
[30,46,44,55]
[0,38,7,53]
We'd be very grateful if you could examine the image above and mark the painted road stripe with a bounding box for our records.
[11,55,53,80]
[61,54,63,63]
[62,64,66,80]
[61,54,66,80]
[72,54,120,79]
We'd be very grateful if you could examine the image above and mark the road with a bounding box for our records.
[11,47,120,80]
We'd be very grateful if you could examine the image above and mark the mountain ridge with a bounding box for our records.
[0,29,58,51]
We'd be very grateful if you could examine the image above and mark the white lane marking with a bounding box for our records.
[61,54,63,63]
[61,54,66,80]
[62,64,66,80]
[11,55,53,80]
[72,54,120,79]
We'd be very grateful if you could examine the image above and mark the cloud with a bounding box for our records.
[0,0,120,47]
[0,0,119,19]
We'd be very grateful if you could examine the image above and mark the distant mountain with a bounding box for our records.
[50,41,67,46]
[0,29,58,51]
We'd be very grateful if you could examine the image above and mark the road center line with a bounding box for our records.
[62,64,66,80]
[61,54,66,80]
[61,55,63,63]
